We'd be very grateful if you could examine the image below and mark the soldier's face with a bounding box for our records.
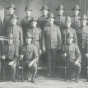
[65,21,71,27]
[47,18,54,24]
[25,10,31,16]
[58,9,64,15]
[11,18,17,25]
[73,10,79,16]
[81,20,87,26]
[9,8,14,14]
[42,10,48,16]
[26,38,32,44]
[67,38,73,44]
[31,21,37,27]
[8,39,13,44]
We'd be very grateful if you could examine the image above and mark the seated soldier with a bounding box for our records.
[20,32,38,83]
[62,33,81,82]
[2,33,18,82]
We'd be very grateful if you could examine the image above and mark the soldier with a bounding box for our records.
[38,5,49,31]
[20,32,38,83]
[6,14,23,55]
[62,16,77,44]
[2,33,18,82]
[71,5,81,32]
[54,5,66,32]
[38,5,50,69]
[62,33,81,82]
[43,12,62,77]
[3,4,16,35]
[21,6,33,39]
[27,18,42,77]
[77,14,88,77]
[27,18,42,55]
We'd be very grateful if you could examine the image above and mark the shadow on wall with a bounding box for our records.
[0,0,87,19]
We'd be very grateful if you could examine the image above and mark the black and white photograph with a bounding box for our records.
[0,0,88,88]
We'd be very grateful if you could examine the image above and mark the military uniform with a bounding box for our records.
[62,16,77,44]
[21,6,33,39]
[54,5,66,32]
[62,33,81,82]
[71,5,81,32]
[20,33,38,83]
[38,15,48,30]
[77,14,88,77]
[6,15,23,55]
[27,18,42,54]
[3,4,16,35]
[38,5,49,30]
[37,5,49,68]
[43,13,62,76]
[4,33,18,81]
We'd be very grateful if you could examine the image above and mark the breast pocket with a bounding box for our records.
[51,30,57,40]
[26,49,33,57]
[34,33,40,40]
[69,48,75,58]
[14,30,19,38]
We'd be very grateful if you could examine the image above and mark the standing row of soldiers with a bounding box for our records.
[0,3,88,83]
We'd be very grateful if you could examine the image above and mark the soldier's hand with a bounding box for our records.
[20,55,24,59]
[28,62,33,67]
[74,61,79,65]
[85,53,88,58]
[39,50,42,54]
[63,53,67,57]
[43,47,45,52]
[2,55,6,59]
[9,61,14,65]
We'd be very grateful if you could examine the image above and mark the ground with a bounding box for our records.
[0,76,88,88]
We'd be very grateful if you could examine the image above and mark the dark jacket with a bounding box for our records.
[43,23,62,50]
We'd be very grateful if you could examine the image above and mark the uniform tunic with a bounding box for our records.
[3,14,15,35]
[54,15,66,32]
[77,25,88,76]
[27,26,42,53]
[21,16,33,38]
[62,27,77,44]
[4,44,18,79]
[71,15,81,32]
[20,44,38,78]
[6,25,23,47]
[21,44,38,62]
[38,15,48,30]
[62,43,81,78]
[43,23,62,50]
[43,23,62,74]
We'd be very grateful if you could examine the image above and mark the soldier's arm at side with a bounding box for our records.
[20,18,24,28]
[19,27,23,45]
[39,28,42,51]
[42,27,46,51]
[57,26,62,48]
[74,31,78,44]
[37,18,41,28]
[75,44,81,63]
